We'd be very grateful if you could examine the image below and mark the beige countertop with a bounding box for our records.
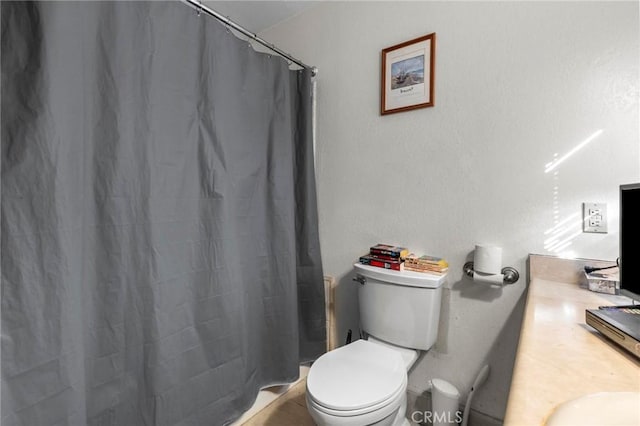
[504,278,640,426]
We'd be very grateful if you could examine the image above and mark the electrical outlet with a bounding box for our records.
[583,202,607,233]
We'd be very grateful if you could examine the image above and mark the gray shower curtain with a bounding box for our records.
[1,2,325,425]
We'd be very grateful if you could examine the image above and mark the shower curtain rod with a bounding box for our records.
[181,0,317,76]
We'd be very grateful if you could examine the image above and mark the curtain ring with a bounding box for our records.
[225,17,231,33]
[196,0,202,16]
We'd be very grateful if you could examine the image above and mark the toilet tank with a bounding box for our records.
[354,263,446,351]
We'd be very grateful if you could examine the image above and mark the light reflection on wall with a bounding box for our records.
[544,130,604,256]
[544,129,604,174]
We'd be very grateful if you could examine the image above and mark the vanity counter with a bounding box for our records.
[503,278,640,425]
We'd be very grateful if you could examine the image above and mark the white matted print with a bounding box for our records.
[381,33,435,115]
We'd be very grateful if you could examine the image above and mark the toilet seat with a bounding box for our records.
[307,376,406,417]
[307,339,407,415]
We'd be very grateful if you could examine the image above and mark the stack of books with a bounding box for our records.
[358,243,409,271]
[404,254,449,275]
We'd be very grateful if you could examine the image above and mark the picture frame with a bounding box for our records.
[381,33,436,115]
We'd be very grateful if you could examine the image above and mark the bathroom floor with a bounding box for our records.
[241,379,314,425]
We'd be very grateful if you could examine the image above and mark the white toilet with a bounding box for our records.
[306,263,447,426]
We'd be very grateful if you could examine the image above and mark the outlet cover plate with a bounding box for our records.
[583,202,607,233]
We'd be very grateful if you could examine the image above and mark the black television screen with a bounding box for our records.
[620,183,640,302]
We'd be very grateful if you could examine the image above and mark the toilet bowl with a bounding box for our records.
[306,263,447,426]
[306,339,416,426]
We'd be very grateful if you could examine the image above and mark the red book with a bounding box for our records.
[369,253,401,262]
[369,243,409,259]
[359,254,404,271]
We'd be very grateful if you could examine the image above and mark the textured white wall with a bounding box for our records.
[260,1,639,420]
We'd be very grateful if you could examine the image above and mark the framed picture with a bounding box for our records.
[381,33,436,115]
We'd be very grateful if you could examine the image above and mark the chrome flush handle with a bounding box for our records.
[352,275,366,285]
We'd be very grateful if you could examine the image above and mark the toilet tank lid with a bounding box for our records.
[354,263,447,288]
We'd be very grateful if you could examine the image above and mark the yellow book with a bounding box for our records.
[405,253,449,268]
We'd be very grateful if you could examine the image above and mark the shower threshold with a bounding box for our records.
[231,364,310,425]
